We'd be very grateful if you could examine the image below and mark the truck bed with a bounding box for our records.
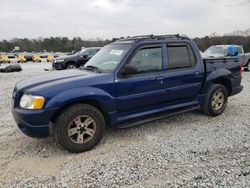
[202,57,242,96]
[203,57,241,76]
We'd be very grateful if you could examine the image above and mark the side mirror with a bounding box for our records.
[81,54,88,58]
[121,65,138,75]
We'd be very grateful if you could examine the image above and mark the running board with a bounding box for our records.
[116,106,199,129]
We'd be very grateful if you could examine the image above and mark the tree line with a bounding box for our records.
[0,37,112,52]
[0,36,250,53]
[194,36,250,52]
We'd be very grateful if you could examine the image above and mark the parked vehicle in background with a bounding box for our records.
[17,53,26,63]
[23,52,33,62]
[7,52,15,58]
[40,52,48,58]
[203,45,250,71]
[0,53,10,63]
[53,52,61,58]
[66,51,75,56]
[238,47,250,71]
[52,47,101,70]
[12,34,243,153]
[32,53,41,62]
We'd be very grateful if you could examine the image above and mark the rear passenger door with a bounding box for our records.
[162,43,204,103]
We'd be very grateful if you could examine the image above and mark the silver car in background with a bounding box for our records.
[202,45,250,71]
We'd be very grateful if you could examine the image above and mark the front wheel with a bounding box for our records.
[79,64,85,69]
[54,104,105,153]
[66,63,76,69]
[201,84,228,116]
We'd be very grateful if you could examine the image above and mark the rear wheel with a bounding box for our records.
[54,104,105,153]
[201,84,228,116]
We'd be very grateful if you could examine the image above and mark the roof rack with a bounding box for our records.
[116,34,189,42]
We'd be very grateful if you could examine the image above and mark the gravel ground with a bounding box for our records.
[0,62,249,187]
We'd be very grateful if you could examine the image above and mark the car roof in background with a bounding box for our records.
[213,44,242,49]
[85,47,102,49]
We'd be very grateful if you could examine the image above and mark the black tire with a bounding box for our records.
[246,60,250,71]
[201,84,228,116]
[79,64,84,69]
[54,104,105,153]
[66,63,76,69]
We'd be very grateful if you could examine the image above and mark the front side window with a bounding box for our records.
[167,45,195,69]
[128,47,162,74]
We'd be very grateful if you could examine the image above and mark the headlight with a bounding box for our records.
[54,59,64,63]
[20,94,45,109]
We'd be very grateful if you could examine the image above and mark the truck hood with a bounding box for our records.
[15,69,112,96]
[54,55,76,61]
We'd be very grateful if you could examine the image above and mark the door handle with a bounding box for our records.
[149,76,164,82]
[193,71,200,76]
[155,76,164,84]
[155,76,164,81]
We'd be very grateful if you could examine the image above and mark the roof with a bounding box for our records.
[114,34,190,44]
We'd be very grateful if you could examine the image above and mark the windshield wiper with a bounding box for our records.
[82,65,102,73]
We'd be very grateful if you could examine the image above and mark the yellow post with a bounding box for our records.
[32,53,41,62]
[47,53,54,62]
[17,53,26,63]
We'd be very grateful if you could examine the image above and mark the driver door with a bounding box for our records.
[115,45,166,114]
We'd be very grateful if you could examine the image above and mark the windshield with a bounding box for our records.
[84,44,132,71]
[75,49,87,56]
[204,46,226,55]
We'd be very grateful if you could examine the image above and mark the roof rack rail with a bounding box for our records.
[116,34,189,42]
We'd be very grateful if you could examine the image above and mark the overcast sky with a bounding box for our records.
[0,0,249,40]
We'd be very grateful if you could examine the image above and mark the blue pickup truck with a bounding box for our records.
[12,35,243,153]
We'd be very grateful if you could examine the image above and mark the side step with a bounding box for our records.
[116,106,199,129]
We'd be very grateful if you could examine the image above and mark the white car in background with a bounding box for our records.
[202,45,250,71]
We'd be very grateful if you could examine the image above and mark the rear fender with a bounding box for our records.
[201,68,231,94]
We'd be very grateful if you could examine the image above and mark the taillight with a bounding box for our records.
[240,63,243,77]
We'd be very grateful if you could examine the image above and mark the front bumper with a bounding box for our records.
[52,62,64,70]
[230,85,243,96]
[12,107,58,138]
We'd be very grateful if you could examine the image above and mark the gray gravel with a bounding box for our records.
[0,62,249,187]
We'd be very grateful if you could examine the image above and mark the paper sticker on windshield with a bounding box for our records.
[109,49,123,56]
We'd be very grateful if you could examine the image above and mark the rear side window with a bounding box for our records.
[167,44,196,69]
